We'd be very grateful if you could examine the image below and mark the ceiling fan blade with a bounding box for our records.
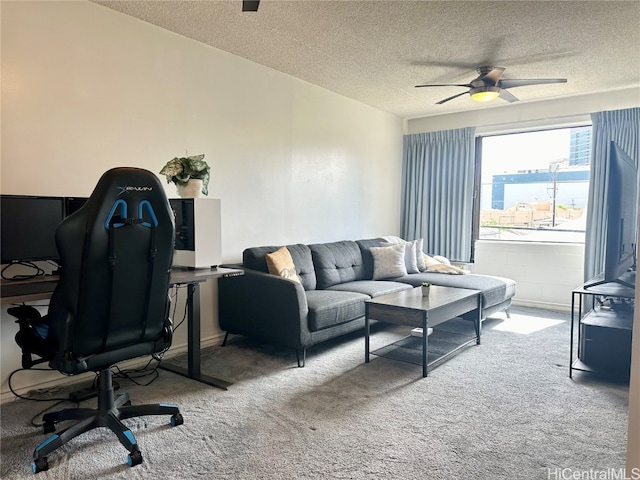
[499,89,519,103]
[415,83,472,88]
[499,78,567,89]
[478,67,505,85]
[242,0,260,12]
[411,60,481,69]
[436,91,469,105]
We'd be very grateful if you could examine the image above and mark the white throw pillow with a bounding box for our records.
[371,243,408,280]
[382,236,424,273]
[403,241,419,274]
[414,238,426,271]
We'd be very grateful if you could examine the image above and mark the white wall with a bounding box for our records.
[473,241,584,311]
[0,1,403,401]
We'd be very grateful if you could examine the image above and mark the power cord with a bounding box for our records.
[112,357,162,387]
[171,284,189,332]
[111,285,188,386]
[1,261,46,280]
[7,368,82,428]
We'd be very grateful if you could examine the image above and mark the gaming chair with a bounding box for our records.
[8,167,182,474]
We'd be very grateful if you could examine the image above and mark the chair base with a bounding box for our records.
[32,368,182,473]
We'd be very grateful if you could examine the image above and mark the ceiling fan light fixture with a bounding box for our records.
[470,86,500,102]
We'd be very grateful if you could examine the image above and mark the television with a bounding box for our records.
[1,195,65,265]
[586,141,638,288]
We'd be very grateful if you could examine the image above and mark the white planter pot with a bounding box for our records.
[176,178,203,198]
[421,286,430,297]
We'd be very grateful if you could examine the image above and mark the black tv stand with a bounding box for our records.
[570,272,635,380]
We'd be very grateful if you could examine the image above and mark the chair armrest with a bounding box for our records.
[218,267,310,349]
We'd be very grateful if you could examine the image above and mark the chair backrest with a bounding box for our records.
[49,167,175,372]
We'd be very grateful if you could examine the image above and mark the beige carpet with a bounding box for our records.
[0,307,630,479]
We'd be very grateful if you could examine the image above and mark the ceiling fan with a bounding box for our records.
[415,66,567,104]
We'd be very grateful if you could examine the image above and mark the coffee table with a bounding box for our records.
[365,286,482,377]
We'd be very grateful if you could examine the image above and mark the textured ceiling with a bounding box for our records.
[94,0,640,119]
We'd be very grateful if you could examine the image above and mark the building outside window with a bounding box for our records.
[475,126,592,243]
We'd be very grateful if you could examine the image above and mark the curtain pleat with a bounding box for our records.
[584,107,640,281]
[401,127,476,262]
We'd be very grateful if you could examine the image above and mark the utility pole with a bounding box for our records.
[548,163,560,227]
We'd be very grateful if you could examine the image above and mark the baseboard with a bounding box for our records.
[1,372,96,405]
[0,332,227,405]
[511,299,571,312]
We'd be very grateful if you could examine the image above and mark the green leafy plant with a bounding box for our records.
[159,154,210,195]
[421,282,431,287]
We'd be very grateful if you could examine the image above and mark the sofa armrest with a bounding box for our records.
[218,267,311,349]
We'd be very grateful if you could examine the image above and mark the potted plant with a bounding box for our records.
[160,154,210,197]
[421,282,431,297]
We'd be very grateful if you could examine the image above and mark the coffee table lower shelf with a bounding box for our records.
[371,326,479,371]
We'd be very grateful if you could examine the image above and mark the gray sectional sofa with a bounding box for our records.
[219,238,516,366]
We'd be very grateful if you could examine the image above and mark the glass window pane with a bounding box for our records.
[478,127,591,243]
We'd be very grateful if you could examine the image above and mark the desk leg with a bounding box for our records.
[159,282,233,390]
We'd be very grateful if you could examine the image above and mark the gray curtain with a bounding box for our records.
[401,127,476,262]
[584,107,640,281]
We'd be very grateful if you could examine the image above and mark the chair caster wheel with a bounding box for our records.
[170,413,183,427]
[127,449,142,467]
[42,423,55,434]
[32,457,49,473]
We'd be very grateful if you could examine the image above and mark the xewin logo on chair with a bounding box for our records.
[117,185,153,196]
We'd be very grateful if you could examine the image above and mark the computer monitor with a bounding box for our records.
[64,196,89,217]
[1,195,65,264]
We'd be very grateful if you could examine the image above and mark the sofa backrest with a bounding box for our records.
[356,238,391,279]
[242,244,317,291]
[309,240,366,289]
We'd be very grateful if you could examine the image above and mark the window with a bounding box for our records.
[474,126,591,243]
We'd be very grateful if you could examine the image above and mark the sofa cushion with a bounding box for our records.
[356,238,391,279]
[305,290,369,332]
[394,272,517,309]
[309,241,367,289]
[371,243,408,280]
[327,280,412,298]
[243,244,317,290]
[265,246,301,284]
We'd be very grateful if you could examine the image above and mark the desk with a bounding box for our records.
[162,267,243,390]
[1,266,243,390]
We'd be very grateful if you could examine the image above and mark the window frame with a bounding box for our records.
[470,118,593,260]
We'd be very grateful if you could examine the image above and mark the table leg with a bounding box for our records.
[570,292,575,378]
[159,282,232,390]
[475,296,482,345]
[365,305,370,364]
[422,313,428,378]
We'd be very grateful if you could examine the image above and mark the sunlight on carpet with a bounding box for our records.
[491,314,564,334]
